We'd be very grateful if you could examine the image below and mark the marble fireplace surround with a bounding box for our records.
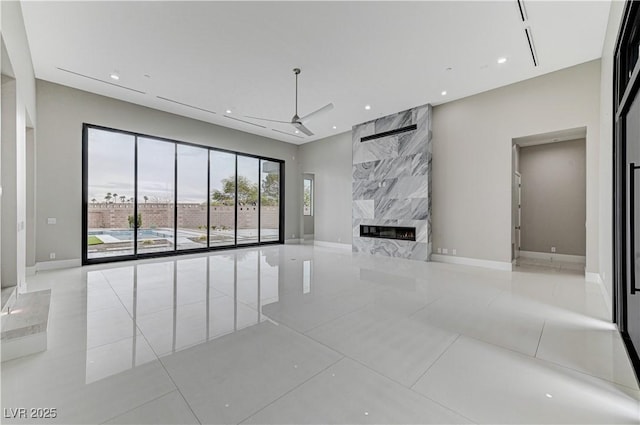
[352,104,432,261]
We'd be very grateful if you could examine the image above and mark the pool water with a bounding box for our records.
[89,229,174,241]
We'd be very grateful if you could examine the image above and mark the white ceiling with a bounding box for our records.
[21,1,612,145]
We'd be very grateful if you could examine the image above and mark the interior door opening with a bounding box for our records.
[511,127,587,270]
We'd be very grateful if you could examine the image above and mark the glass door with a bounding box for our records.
[177,145,208,250]
[237,156,259,245]
[209,151,236,247]
[260,160,280,242]
[86,128,136,260]
[137,137,176,255]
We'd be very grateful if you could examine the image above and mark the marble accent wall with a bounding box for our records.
[352,104,432,260]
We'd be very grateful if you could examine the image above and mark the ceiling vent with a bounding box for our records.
[524,27,539,67]
[57,67,145,94]
[272,128,303,138]
[516,0,527,21]
[223,114,266,128]
[515,0,538,67]
[156,96,216,114]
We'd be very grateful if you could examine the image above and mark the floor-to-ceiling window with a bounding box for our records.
[237,155,259,245]
[210,150,236,247]
[85,128,136,260]
[137,137,176,255]
[260,160,281,242]
[177,145,208,251]
[83,124,284,264]
[614,0,640,381]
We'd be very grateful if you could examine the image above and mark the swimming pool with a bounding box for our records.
[89,229,174,241]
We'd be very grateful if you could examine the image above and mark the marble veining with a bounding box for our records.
[353,200,375,220]
[352,104,432,261]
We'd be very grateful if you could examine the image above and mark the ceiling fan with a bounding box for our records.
[245,68,333,136]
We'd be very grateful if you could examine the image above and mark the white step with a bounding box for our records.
[1,289,51,362]
[1,287,17,314]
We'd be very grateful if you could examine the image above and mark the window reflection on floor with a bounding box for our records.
[85,251,283,384]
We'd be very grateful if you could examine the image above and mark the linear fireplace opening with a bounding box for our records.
[360,225,416,241]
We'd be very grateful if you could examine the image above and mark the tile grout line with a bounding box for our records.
[234,355,345,425]
[304,331,477,425]
[409,333,461,390]
[98,389,178,424]
[533,349,640,392]
[101,269,204,425]
[534,320,546,358]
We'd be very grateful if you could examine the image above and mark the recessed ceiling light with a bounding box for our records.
[295,130,299,134]
[332,125,337,129]
[441,90,447,96]
[110,72,120,80]
[226,109,232,114]
[545,393,553,398]
[364,105,371,110]
[497,57,508,64]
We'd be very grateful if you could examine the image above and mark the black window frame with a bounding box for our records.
[82,123,285,265]
[613,0,640,381]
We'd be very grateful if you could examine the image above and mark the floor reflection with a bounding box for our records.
[84,249,300,384]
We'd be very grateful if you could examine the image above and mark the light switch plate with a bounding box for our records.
[47,218,57,225]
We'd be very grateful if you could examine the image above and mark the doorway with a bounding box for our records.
[512,127,587,271]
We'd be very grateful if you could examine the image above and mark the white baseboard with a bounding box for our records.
[313,240,352,251]
[36,259,81,272]
[431,254,513,271]
[25,266,36,276]
[585,272,613,320]
[303,233,314,239]
[585,272,602,283]
[285,238,303,245]
[520,251,586,264]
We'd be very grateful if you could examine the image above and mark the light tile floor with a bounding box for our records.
[1,245,639,424]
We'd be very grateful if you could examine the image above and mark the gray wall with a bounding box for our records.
[598,0,625,304]
[302,60,601,270]
[519,139,586,256]
[298,132,352,245]
[35,80,300,264]
[432,60,600,270]
[1,1,37,291]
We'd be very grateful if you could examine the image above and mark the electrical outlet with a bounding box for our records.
[49,253,56,260]
[452,249,457,255]
[442,248,448,254]
[437,247,442,254]
[551,246,556,253]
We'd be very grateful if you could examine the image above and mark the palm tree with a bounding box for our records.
[104,192,112,203]
[112,193,118,203]
[120,195,126,203]
[144,195,148,204]
[91,198,97,204]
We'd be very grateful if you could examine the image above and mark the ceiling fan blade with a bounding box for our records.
[244,115,291,124]
[294,122,314,136]
[300,103,334,123]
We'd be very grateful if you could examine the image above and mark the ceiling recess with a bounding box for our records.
[515,0,538,67]
[272,128,303,138]
[156,96,217,114]
[516,0,527,22]
[57,67,145,94]
[524,27,539,67]
[223,114,266,128]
